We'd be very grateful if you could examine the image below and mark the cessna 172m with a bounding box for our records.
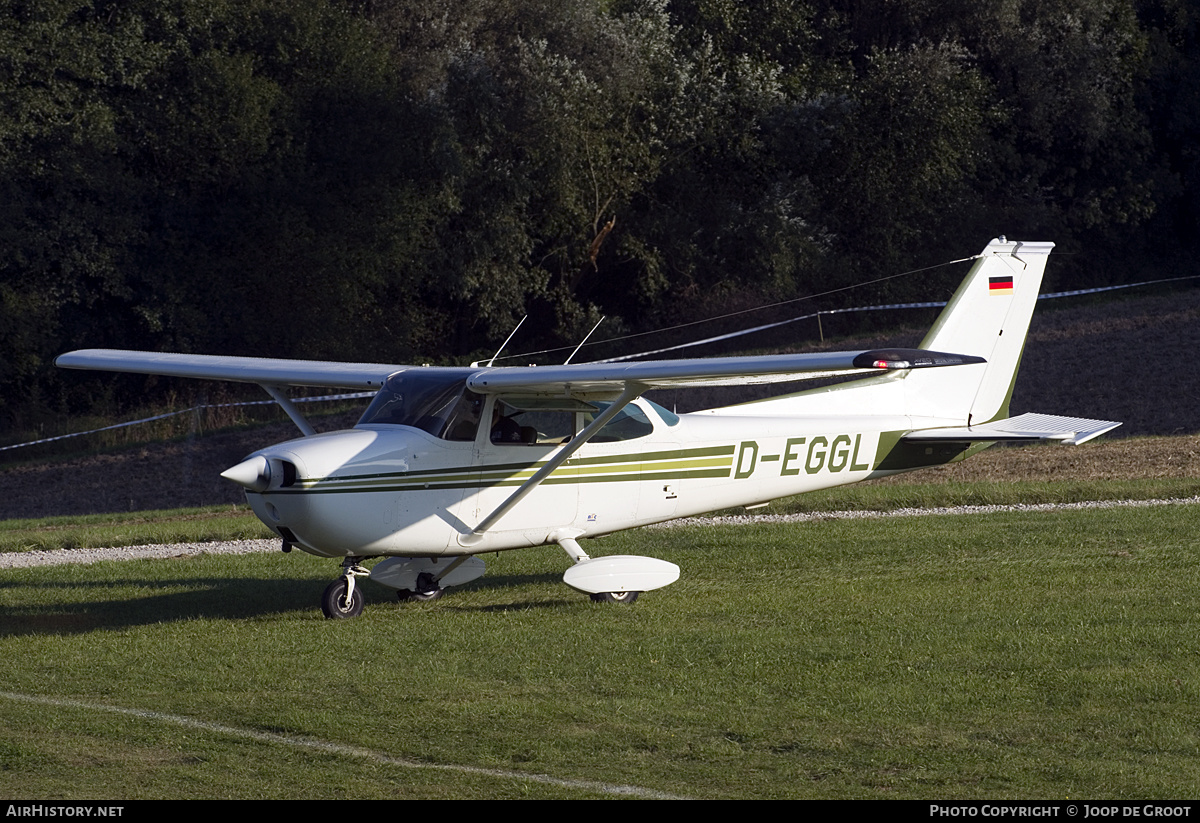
[57,238,1119,618]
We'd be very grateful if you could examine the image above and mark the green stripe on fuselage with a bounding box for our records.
[298,443,736,486]
[279,444,737,495]
[268,466,733,495]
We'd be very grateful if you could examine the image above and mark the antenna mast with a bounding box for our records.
[564,316,605,365]
[480,315,527,368]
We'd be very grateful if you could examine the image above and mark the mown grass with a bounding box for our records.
[1,502,1198,798]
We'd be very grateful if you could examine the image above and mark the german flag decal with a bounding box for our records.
[989,275,1014,294]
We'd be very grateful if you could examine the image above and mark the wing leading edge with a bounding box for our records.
[55,349,404,390]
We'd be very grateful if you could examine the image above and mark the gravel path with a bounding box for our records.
[652,495,1200,528]
[4,496,1196,570]
[0,538,280,569]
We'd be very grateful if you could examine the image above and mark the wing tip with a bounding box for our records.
[852,349,987,370]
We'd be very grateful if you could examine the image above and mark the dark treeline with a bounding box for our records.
[2,0,1197,429]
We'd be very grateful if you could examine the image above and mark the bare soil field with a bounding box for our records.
[2,289,1197,519]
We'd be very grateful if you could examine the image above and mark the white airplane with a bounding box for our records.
[57,238,1119,618]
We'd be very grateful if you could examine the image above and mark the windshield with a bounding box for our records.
[358,370,482,440]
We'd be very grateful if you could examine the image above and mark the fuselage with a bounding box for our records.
[238,375,946,559]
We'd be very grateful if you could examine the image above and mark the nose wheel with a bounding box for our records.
[321,578,364,618]
[321,558,371,619]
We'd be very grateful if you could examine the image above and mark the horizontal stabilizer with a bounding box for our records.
[902,413,1122,446]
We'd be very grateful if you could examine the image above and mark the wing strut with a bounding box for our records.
[460,384,644,546]
[261,384,317,436]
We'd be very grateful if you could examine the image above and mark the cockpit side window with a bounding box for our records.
[475,396,658,445]
[489,401,577,446]
[442,389,485,441]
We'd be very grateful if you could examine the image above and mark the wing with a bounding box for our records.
[56,349,409,436]
[467,348,985,396]
[55,349,403,390]
[56,346,984,436]
[58,346,983,396]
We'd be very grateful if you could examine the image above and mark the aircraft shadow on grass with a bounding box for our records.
[0,572,567,636]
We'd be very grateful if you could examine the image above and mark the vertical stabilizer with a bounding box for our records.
[907,238,1054,423]
[705,238,1054,424]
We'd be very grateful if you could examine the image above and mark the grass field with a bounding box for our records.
[2,498,1198,798]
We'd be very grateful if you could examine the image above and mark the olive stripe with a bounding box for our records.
[268,466,732,495]
[298,444,738,484]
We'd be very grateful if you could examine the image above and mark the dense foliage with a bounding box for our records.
[2,0,1196,427]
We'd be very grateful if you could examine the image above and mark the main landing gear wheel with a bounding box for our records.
[590,591,640,604]
[397,571,444,603]
[321,578,364,619]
